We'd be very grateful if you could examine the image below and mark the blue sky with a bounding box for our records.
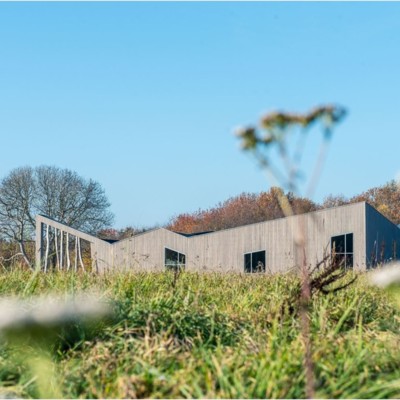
[0,2,399,228]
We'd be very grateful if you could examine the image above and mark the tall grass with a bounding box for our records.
[1,269,400,398]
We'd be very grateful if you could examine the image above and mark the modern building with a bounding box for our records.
[35,202,400,273]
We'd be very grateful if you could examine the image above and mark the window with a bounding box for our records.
[331,233,353,268]
[244,250,266,273]
[165,248,186,270]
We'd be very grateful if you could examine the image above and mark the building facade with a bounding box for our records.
[35,202,400,273]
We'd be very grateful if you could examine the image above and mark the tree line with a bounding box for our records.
[1,164,399,267]
[166,181,400,234]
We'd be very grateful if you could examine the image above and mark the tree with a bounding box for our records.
[322,181,400,225]
[97,226,151,241]
[167,187,319,234]
[349,180,400,225]
[0,165,114,267]
[321,194,349,209]
[0,167,36,266]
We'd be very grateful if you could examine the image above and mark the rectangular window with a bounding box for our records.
[244,250,266,273]
[165,248,186,270]
[331,233,353,269]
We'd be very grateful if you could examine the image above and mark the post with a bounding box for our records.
[78,238,85,271]
[44,224,49,273]
[35,216,44,270]
[66,233,71,271]
[55,228,60,270]
[74,236,78,271]
[60,231,64,270]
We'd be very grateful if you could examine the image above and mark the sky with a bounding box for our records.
[0,2,400,229]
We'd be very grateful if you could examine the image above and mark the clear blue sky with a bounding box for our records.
[1,2,399,229]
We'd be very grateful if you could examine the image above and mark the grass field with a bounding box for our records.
[0,269,400,398]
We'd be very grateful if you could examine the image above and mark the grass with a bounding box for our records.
[1,269,400,398]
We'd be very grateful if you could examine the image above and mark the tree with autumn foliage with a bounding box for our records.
[322,180,400,225]
[167,187,318,234]
[351,180,400,224]
[167,180,400,235]
[97,225,152,241]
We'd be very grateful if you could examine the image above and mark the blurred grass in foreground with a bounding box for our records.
[0,268,400,398]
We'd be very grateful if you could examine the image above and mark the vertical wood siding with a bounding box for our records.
[365,203,400,267]
[186,202,366,273]
[36,202,400,273]
[112,228,188,271]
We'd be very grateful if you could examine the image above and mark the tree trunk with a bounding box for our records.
[18,241,33,270]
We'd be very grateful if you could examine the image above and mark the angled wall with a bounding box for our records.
[365,203,400,268]
[112,228,188,271]
[35,215,112,272]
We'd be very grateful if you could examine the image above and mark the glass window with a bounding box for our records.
[346,233,353,253]
[244,253,252,273]
[165,248,186,270]
[331,233,353,269]
[331,235,345,253]
[244,250,266,273]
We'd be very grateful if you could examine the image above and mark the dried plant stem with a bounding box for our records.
[306,137,330,200]
[236,105,347,399]
[278,192,315,398]
[300,303,315,398]
[300,246,315,399]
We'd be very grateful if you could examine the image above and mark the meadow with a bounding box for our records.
[0,269,400,399]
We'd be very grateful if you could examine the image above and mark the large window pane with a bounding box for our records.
[244,253,252,273]
[165,248,178,267]
[165,248,185,270]
[331,235,345,253]
[331,233,353,269]
[244,250,266,273]
[332,253,345,267]
[252,251,266,273]
[346,254,353,268]
[346,233,353,253]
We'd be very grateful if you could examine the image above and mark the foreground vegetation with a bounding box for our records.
[0,269,400,398]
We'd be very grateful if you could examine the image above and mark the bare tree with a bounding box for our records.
[0,167,36,267]
[0,165,114,267]
[321,194,349,209]
[34,166,113,234]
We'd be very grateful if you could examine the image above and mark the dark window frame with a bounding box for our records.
[164,247,186,270]
[244,250,266,273]
[331,233,353,269]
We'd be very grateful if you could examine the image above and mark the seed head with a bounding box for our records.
[369,263,400,288]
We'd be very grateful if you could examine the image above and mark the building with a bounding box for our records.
[35,202,400,273]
